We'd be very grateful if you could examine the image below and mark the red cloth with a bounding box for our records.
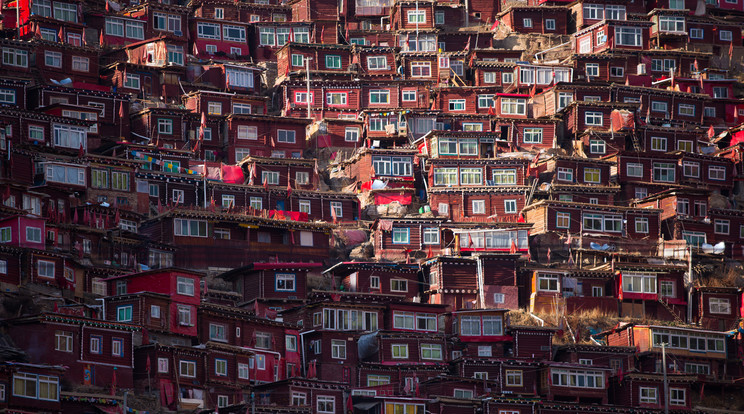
[374,193,412,205]
[221,164,244,184]
[731,131,744,147]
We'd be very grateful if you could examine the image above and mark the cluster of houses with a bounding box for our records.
[0,0,744,411]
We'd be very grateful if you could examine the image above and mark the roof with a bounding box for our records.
[220,262,324,279]
[99,267,206,282]
[522,199,662,213]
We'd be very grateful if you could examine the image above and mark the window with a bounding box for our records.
[13,373,59,401]
[502,72,514,84]
[402,89,417,102]
[501,98,526,115]
[650,136,667,151]
[55,331,73,352]
[682,161,700,178]
[721,30,733,41]
[421,344,442,361]
[653,163,675,182]
[626,162,644,178]
[659,16,685,32]
[505,370,523,386]
[494,293,505,304]
[635,217,649,233]
[209,323,227,342]
[117,305,133,322]
[615,26,642,46]
[179,360,196,378]
[126,21,144,39]
[522,18,533,28]
[275,273,295,292]
[586,63,599,78]
[392,228,410,244]
[278,129,296,143]
[538,275,559,292]
[369,89,390,104]
[325,55,341,69]
[367,374,390,387]
[523,128,543,144]
[472,200,486,215]
[584,4,604,19]
[37,260,55,278]
[391,279,408,292]
[449,99,466,111]
[331,201,343,218]
[659,280,675,298]
[111,338,123,357]
[678,198,689,215]
[166,45,184,65]
[585,111,603,126]
[584,168,600,183]
[2,48,27,67]
[709,166,726,181]
[177,305,191,326]
[504,199,518,214]
[53,2,76,21]
[556,212,570,229]
[623,272,657,294]
[72,56,90,72]
[545,18,556,30]
[391,344,408,359]
[223,25,246,42]
[679,104,695,117]
[317,396,335,413]
[460,168,483,185]
[640,387,657,404]
[715,219,729,235]
[689,27,703,39]
[367,56,387,70]
[407,10,426,23]
[557,167,574,182]
[460,316,481,335]
[212,359,227,376]
[411,62,432,77]
[45,51,61,68]
[32,0,52,17]
[551,368,604,388]
[154,12,180,33]
[704,297,731,316]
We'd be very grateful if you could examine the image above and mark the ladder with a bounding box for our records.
[658,297,685,325]
[526,176,539,205]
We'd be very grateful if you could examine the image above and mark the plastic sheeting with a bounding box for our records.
[374,193,412,205]
[220,164,244,184]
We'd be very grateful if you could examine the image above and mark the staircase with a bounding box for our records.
[658,297,685,325]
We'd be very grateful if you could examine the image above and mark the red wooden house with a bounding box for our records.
[226,114,311,162]
[610,372,695,411]
[122,3,189,44]
[133,343,209,410]
[691,286,742,331]
[496,6,569,35]
[219,262,324,303]
[191,17,251,58]
[32,40,99,85]
[568,0,640,31]
[129,107,191,150]
[449,308,511,357]
[453,358,542,396]
[138,209,333,266]
[541,362,611,404]
[5,312,139,391]
[325,261,421,298]
[0,362,66,413]
[197,303,302,384]
[522,200,662,258]
[597,323,731,382]
[251,378,347,413]
[574,20,652,55]
[251,22,314,62]
[371,218,446,262]
[471,61,517,88]
[310,117,365,148]
[526,268,618,314]
[554,344,636,376]
[102,267,203,338]
[423,254,520,309]
[103,292,172,342]
[0,214,46,250]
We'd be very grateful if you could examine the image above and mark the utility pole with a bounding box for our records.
[662,342,669,414]
[306,57,312,119]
